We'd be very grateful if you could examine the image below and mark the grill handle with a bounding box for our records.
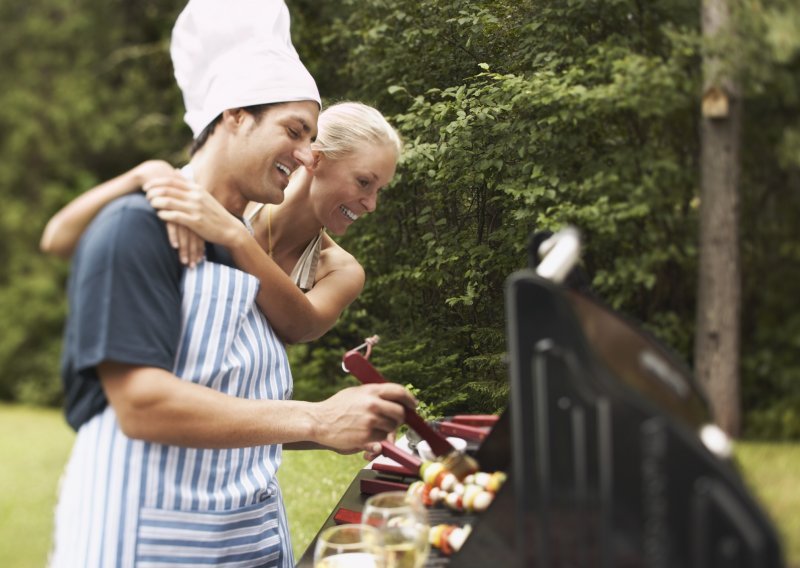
[534,226,581,283]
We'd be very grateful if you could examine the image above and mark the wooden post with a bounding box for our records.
[695,0,742,436]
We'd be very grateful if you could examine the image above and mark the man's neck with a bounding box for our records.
[188,146,248,218]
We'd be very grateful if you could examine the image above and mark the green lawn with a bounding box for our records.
[0,403,363,566]
[0,404,74,568]
[278,449,364,559]
[1,403,797,566]
[735,442,800,565]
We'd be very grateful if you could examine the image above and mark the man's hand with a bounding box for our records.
[311,384,416,455]
[361,430,396,462]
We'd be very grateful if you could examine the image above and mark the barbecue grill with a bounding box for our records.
[296,228,785,568]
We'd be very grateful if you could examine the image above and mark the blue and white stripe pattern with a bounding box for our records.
[51,262,294,567]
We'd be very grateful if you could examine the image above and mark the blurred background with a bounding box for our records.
[0,0,798,564]
[1,0,799,433]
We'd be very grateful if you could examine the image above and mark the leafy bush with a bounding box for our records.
[1,0,798,441]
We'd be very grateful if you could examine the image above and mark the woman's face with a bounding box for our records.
[309,143,397,235]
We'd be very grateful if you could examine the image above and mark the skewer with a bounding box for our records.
[370,461,419,478]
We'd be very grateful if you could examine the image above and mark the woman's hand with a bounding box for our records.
[134,164,205,266]
[132,160,178,188]
[138,171,205,267]
[144,177,250,259]
[168,219,206,267]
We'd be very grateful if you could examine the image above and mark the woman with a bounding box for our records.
[41,101,402,343]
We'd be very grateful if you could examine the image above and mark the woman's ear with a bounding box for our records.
[308,150,324,172]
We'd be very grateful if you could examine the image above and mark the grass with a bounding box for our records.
[0,403,797,566]
[278,449,364,559]
[0,403,363,566]
[0,404,74,568]
[736,441,800,565]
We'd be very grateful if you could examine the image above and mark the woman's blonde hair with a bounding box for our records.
[312,102,402,160]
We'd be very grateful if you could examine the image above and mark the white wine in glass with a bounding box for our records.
[362,491,430,568]
[313,524,384,568]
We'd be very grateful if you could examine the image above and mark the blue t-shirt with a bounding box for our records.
[60,193,234,431]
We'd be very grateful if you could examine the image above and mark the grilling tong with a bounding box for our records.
[343,343,479,480]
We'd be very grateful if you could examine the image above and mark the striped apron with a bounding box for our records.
[51,262,294,567]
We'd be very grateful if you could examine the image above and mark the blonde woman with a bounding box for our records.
[41,101,402,344]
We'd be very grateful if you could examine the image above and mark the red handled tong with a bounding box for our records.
[343,349,478,479]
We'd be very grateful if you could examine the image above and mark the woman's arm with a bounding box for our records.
[40,160,178,258]
[147,182,364,343]
[227,230,364,343]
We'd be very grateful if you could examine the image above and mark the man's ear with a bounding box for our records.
[221,108,247,132]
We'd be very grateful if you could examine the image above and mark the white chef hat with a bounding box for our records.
[171,0,321,138]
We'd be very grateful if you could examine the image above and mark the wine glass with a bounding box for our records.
[313,523,384,568]
[362,491,430,568]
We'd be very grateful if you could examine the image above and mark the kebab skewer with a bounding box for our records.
[378,440,505,513]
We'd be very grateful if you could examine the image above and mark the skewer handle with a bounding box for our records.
[450,415,499,427]
[378,440,422,473]
[360,477,409,495]
[333,508,362,525]
[371,460,419,478]
[439,421,489,441]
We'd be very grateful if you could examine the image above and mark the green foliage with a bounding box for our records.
[0,0,186,404]
[288,0,704,418]
[287,0,800,438]
[1,0,798,440]
[735,0,800,439]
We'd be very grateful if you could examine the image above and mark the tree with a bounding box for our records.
[695,0,742,436]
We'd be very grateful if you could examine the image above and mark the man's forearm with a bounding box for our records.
[99,361,416,454]
[99,362,317,448]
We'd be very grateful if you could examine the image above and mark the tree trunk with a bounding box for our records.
[695,0,742,436]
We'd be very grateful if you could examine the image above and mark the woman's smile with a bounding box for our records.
[339,205,358,221]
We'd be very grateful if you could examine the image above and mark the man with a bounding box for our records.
[51,1,414,566]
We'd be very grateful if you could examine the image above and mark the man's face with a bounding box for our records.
[229,100,319,205]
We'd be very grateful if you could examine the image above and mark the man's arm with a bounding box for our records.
[100,361,415,453]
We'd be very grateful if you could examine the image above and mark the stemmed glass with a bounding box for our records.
[362,490,430,568]
[313,523,384,568]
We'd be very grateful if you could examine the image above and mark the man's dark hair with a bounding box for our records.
[189,103,277,156]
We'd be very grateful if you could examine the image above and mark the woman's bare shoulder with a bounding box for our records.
[318,234,364,278]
